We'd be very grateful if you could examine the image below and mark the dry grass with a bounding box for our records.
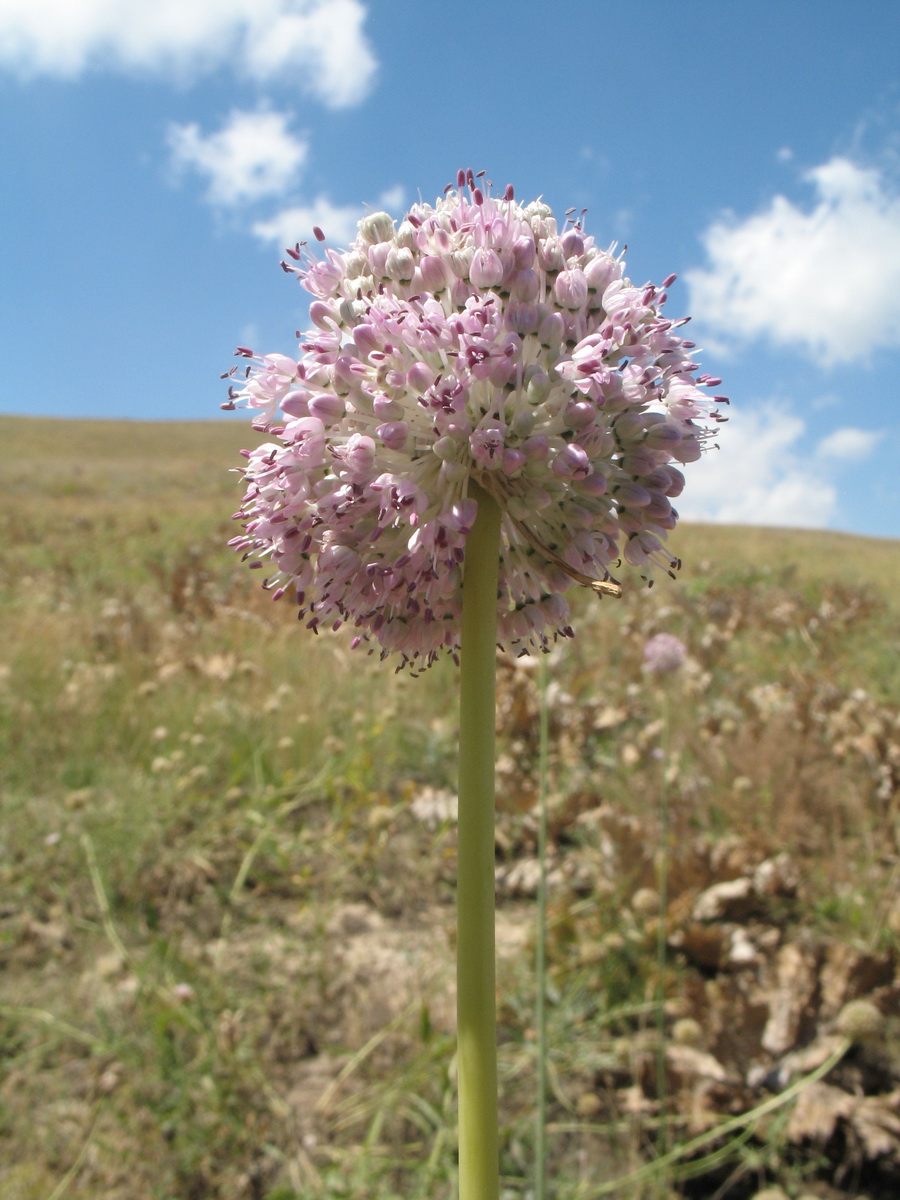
[1,416,898,1200]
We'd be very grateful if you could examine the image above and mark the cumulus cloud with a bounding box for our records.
[686,157,900,366]
[815,426,880,461]
[0,0,377,107]
[377,184,406,213]
[252,197,363,248]
[168,110,308,206]
[675,406,875,529]
[252,184,406,248]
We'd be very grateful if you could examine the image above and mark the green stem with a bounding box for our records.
[457,483,502,1200]
[655,691,671,1169]
[535,656,550,1200]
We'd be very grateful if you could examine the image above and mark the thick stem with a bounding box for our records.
[535,656,549,1200]
[457,484,502,1200]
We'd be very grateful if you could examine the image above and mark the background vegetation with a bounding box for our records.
[1,416,899,1200]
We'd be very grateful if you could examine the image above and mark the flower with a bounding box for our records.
[643,632,688,674]
[226,169,727,671]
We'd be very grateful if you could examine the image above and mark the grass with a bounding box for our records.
[1,415,899,1199]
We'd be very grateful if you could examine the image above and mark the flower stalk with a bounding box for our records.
[226,169,727,1200]
[456,482,501,1200]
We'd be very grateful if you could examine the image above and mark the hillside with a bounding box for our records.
[1,415,899,1200]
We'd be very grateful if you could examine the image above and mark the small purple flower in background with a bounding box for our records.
[227,169,727,671]
[643,632,688,675]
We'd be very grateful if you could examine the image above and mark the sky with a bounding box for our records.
[1,0,899,539]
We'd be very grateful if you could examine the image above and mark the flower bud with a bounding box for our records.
[309,301,340,330]
[308,393,345,423]
[406,361,437,393]
[520,434,549,461]
[584,252,619,294]
[506,302,540,334]
[560,227,585,257]
[343,250,369,279]
[614,481,652,507]
[373,393,404,420]
[537,236,565,272]
[836,999,885,1044]
[281,390,310,417]
[394,219,418,251]
[564,400,595,430]
[613,411,646,442]
[578,471,608,497]
[669,434,702,464]
[644,493,673,522]
[554,269,588,310]
[644,422,683,450]
[552,444,591,479]
[449,248,474,278]
[353,323,380,359]
[501,448,526,476]
[525,369,552,405]
[358,211,394,245]
[416,254,451,293]
[375,421,409,450]
[338,296,368,326]
[538,311,565,350]
[509,409,535,438]
[469,247,504,288]
[512,235,536,269]
[367,241,392,277]
[385,245,415,282]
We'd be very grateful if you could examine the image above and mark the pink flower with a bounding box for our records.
[643,633,688,674]
[226,170,727,671]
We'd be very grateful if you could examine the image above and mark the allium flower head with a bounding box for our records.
[226,169,727,671]
[643,632,688,674]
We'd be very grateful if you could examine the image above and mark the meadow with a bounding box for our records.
[1,415,899,1200]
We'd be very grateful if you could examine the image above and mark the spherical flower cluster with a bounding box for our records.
[227,169,727,670]
[643,633,688,675]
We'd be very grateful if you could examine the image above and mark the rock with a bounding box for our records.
[693,877,755,922]
[727,927,759,966]
[819,942,895,1018]
[752,852,799,898]
[665,1043,730,1084]
[767,1034,847,1089]
[670,923,728,969]
[409,785,457,828]
[762,941,820,1055]
[788,1082,900,1161]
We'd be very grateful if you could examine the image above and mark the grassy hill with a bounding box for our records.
[1,415,899,1199]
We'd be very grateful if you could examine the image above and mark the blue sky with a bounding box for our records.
[1,0,899,537]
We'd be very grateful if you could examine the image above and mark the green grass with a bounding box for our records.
[1,416,899,1199]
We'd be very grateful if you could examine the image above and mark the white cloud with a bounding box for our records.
[377,184,406,213]
[686,157,900,366]
[815,426,879,461]
[0,0,377,107]
[251,184,405,250]
[676,406,837,528]
[242,0,376,107]
[168,110,307,206]
[252,197,363,248]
